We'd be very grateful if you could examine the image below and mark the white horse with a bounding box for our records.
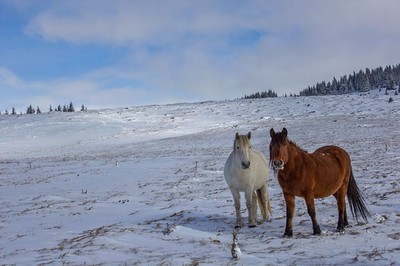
[224,132,272,228]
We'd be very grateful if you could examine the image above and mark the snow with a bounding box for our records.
[0,90,399,265]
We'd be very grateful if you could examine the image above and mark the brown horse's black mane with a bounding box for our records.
[288,140,308,153]
[269,133,308,164]
[270,131,307,153]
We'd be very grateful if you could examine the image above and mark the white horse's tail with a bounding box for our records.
[256,189,272,220]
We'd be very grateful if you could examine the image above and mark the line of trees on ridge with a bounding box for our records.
[299,64,400,96]
[242,89,278,99]
[243,64,400,99]
[1,102,87,116]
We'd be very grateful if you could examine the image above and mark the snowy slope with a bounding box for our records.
[0,91,399,265]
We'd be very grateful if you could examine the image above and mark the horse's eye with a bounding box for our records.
[236,146,240,150]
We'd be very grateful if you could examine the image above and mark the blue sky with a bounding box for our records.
[1,0,400,112]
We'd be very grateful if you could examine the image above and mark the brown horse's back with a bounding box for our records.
[314,145,350,160]
[310,145,351,198]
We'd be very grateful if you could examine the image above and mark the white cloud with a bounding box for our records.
[26,1,267,45]
[15,0,400,105]
[0,67,22,87]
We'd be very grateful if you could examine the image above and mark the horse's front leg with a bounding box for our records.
[283,192,295,237]
[304,193,321,235]
[245,187,256,227]
[229,188,242,229]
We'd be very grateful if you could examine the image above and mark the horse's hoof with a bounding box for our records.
[235,225,242,229]
[336,227,345,233]
[283,231,293,238]
[313,229,322,235]
[248,224,256,228]
[313,226,322,235]
[257,219,268,225]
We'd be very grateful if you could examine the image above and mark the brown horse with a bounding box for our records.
[269,128,370,237]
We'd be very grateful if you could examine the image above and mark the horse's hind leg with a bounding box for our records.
[344,206,349,227]
[252,191,258,223]
[258,185,270,221]
[334,184,348,232]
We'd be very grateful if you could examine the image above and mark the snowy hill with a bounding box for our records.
[0,91,399,265]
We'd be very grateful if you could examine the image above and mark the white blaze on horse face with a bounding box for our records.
[270,144,286,171]
[234,137,251,169]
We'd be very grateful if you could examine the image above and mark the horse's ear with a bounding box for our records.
[247,132,251,139]
[235,132,240,140]
[282,128,288,138]
[270,128,275,138]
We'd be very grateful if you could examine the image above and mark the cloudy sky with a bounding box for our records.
[1,0,400,111]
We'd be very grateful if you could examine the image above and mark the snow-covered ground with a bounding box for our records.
[0,90,399,265]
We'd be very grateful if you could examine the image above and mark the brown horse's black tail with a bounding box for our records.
[347,171,371,222]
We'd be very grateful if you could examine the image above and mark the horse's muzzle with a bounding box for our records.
[272,160,284,170]
[241,161,250,169]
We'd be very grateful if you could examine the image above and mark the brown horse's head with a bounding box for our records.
[269,128,289,171]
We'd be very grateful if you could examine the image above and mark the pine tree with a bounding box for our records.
[11,107,16,115]
[36,106,41,114]
[386,74,395,90]
[359,73,371,92]
[26,105,35,114]
[68,101,75,112]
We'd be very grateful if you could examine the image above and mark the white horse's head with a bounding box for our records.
[234,132,252,169]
